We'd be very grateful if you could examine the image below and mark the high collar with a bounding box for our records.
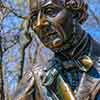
[55,31,91,60]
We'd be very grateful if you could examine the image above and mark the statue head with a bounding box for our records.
[31,0,88,52]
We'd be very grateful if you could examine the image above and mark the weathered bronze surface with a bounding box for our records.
[13,0,100,100]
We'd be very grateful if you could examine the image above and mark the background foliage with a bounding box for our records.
[0,0,100,99]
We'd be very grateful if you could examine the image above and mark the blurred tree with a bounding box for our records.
[0,0,100,100]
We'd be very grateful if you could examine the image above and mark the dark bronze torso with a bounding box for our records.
[43,33,100,99]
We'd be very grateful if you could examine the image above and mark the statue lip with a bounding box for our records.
[44,31,64,49]
[52,38,63,48]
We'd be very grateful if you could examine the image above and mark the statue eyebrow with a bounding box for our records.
[42,3,63,9]
[42,1,53,7]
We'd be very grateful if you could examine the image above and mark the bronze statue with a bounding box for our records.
[13,0,100,100]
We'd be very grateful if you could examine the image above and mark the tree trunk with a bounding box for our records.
[0,36,5,100]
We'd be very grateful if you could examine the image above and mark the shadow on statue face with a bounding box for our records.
[32,2,74,51]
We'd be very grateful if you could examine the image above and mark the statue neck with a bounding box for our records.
[56,24,91,59]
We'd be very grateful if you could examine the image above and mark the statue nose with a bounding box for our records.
[36,20,49,28]
[35,15,49,29]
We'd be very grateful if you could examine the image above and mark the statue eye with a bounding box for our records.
[45,8,57,17]
[32,11,38,21]
[46,8,53,14]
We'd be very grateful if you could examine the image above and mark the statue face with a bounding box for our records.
[32,0,74,51]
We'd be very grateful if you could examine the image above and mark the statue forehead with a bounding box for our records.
[40,0,65,6]
[32,0,65,9]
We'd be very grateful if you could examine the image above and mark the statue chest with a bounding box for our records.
[61,60,83,91]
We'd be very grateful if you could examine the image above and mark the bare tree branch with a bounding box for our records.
[88,7,100,25]
[0,1,29,20]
